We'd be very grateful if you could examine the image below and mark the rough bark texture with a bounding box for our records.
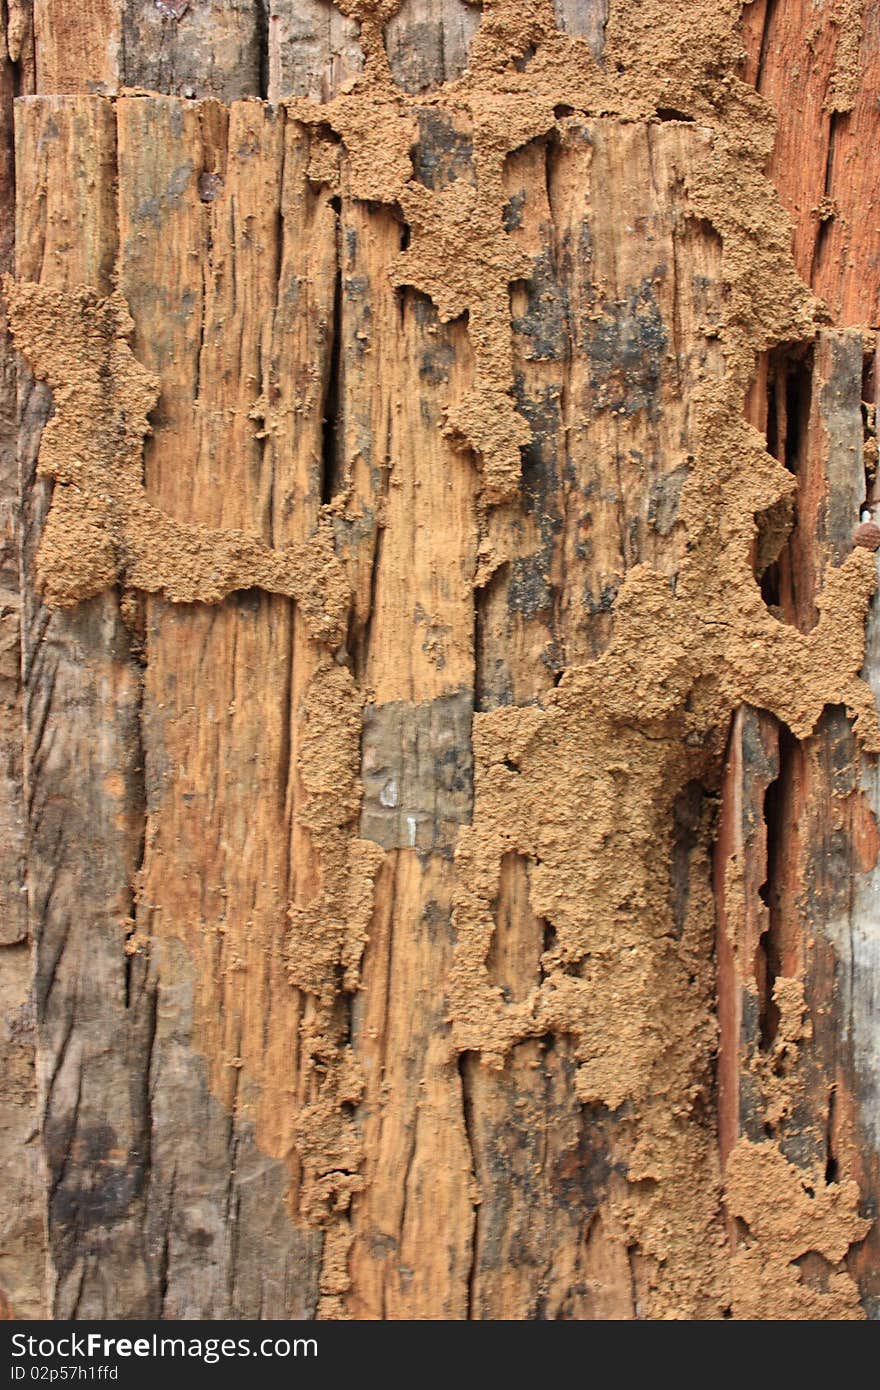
[1,0,879,1321]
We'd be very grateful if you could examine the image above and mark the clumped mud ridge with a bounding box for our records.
[6,0,878,1318]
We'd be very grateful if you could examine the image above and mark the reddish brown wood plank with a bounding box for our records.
[743,0,880,325]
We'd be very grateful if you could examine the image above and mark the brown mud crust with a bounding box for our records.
[2,0,880,1320]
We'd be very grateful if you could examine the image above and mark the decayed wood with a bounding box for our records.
[13,96,157,1317]
[31,0,119,94]
[6,90,764,1320]
[3,0,880,1322]
[725,0,880,1317]
[742,0,880,326]
[119,1,262,99]
[0,0,30,962]
[31,0,612,105]
[714,703,779,1164]
[32,0,262,99]
[115,96,339,1317]
[461,118,723,1318]
[339,226,478,1318]
[716,330,880,1315]
[0,1,43,1323]
[0,9,29,943]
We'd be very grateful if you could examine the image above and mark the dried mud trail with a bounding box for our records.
[1,0,879,1320]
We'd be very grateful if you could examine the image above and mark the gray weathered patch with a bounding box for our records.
[819,331,865,558]
[360,690,474,855]
[579,275,668,419]
[511,245,571,363]
[411,107,475,190]
[387,2,482,96]
[554,0,609,57]
[647,462,690,537]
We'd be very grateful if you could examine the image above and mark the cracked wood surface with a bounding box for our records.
[742,0,880,326]
[462,116,722,1319]
[14,95,153,1317]
[717,329,880,1315]
[0,2,42,1322]
[1,0,880,1321]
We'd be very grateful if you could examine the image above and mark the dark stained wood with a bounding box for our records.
[0,0,43,1321]
[14,95,155,1317]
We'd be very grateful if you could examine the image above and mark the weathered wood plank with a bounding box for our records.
[0,0,43,1324]
[743,0,880,325]
[0,11,29,949]
[715,330,880,1316]
[331,169,479,1316]
[32,0,120,94]
[115,95,341,1317]
[714,704,779,1166]
[31,0,613,105]
[6,0,880,1322]
[120,0,262,101]
[32,0,262,99]
[729,7,880,1306]
[554,0,608,51]
[13,94,155,1318]
[785,335,880,1315]
[461,116,726,1318]
[268,0,363,102]
[384,0,480,92]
